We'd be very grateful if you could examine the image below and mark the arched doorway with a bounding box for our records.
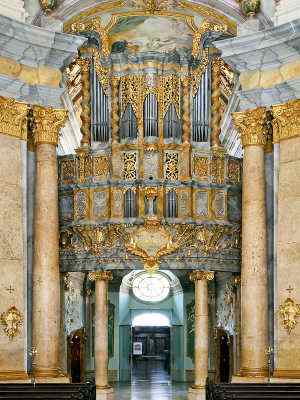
[119,271,184,383]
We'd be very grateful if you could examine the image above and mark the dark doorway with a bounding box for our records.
[67,328,85,383]
[216,329,232,383]
[132,326,170,383]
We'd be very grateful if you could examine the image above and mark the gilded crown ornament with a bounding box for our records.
[39,0,57,13]
[32,106,68,146]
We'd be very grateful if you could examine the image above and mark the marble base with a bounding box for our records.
[232,375,269,383]
[96,386,114,400]
[34,376,70,383]
[188,386,206,400]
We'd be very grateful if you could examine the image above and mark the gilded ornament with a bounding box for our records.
[0,96,28,140]
[272,99,300,143]
[211,153,225,184]
[279,297,300,334]
[77,59,91,147]
[123,152,137,180]
[39,0,57,13]
[76,148,91,183]
[193,156,209,181]
[238,0,260,17]
[32,106,68,146]
[211,58,223,148]
[61,159,76,184]
[93,155,110,179]
[88,270,113,281]
[232,107,268,148]
[0,306,23,340]
[227,159,241,183]
[165,152,179,180]
[189,270,214,282]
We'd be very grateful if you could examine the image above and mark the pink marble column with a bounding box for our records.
[188,271,214,400]
[32,105,68,380]
[88,271,113,399]
[232,107,268,380]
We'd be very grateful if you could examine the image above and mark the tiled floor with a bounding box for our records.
[113,359,188,399]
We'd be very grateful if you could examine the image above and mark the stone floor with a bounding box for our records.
[113,358,189,399]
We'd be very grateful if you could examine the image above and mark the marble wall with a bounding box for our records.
[274,136,300,377]
[0,134,28,380]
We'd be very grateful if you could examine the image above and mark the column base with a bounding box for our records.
[96,386,114,400]
[232,369,268,383]
[273,369,300,380]
[0,370,30,383]
[33,368,69,383]
[188,385,206,400]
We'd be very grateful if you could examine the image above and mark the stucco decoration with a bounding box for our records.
[0,306,23,340]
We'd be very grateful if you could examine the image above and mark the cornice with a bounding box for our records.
[214,19,300,73]
[0,15,86,70]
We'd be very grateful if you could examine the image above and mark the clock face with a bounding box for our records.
[132,272,170,303]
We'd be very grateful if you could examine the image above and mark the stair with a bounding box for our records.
[0,383,95,400]
[207,383,300,400]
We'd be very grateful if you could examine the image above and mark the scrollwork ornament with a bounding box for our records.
[0,306,23,340]
[279,297,300,334]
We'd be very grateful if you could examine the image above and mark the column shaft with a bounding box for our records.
[32,106,67,379]
[95,279,109,388]
[233,107,268,379]
[194,278,209,387]
[33,143,60,377]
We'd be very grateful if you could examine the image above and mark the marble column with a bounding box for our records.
[232,107,268,380]
[188,271,214,400]
[32,105,68,380]
[88,271,113,400]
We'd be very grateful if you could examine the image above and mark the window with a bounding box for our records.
[132,272,170,303]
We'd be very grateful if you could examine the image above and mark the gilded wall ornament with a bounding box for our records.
[279,297,300,334]
[0,96,28,140]
[165,152,179,180]
[0,306,23,340]
[123,152,137,180]
[93,155,110,179]
[193,156,209,181]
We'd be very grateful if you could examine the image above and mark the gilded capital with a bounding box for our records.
[88,270,113,282]
[272,99,300,143]
[32,106,68,146]
[189,270,214,282]
[232,107,268,147]
[0,96,28,140]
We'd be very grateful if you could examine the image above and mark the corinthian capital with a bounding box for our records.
[0,96,28,140]
[189,270,214,282]
[32,105,68,146]
[232,107,268,147]
[88,270,113,282]
[272,99,300,143]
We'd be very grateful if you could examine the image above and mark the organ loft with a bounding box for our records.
[1,1,300,400]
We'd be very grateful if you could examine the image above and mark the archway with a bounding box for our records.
[119,271,184,383]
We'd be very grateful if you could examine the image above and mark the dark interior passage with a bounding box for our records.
[132,326,170,383]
